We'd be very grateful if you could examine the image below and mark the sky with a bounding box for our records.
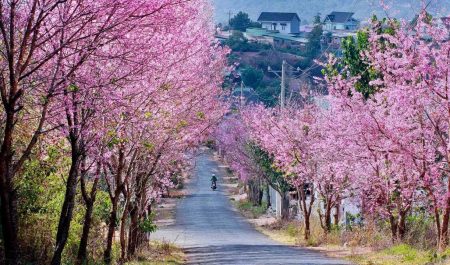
[212,0,450,25]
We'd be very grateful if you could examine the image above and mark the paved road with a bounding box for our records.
[153,149,350,265]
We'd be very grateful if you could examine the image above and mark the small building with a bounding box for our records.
[257,12,301,34]
[245,28,308,51]
[324,11,359,31]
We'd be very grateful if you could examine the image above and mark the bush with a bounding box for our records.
[404,212,437,250]
[224,31,270,52]
[241,66,264,88]
[236,200,267,219]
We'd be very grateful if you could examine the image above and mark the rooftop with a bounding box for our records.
[325,12,356,23]
[257,12,300,22]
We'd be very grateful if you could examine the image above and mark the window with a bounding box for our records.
[281,23,287,30]
[272,23,277,30]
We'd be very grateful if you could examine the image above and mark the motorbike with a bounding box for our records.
[211,181,217,191]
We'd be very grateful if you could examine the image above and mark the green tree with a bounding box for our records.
[224,31,269,52]
[336,16,398,98]
[230,11,252,31]
[340,30,379,98]
[241,66,264,89]
[304,14,323,62]
[255,80,281,107]
[248,144,291,219]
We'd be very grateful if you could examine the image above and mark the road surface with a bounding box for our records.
[153,149,350,265]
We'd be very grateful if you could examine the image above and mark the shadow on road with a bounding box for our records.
[185,244,349,265]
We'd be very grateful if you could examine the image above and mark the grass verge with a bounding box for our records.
[232,199,268,219]
[125,241,186,265]
[255,220,450,265]
[348,244,450,265]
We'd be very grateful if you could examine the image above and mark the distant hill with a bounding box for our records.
[212,0,450,25]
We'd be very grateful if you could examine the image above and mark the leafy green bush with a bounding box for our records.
[383,244,429,263]
[241,66,264,88]
[236,200,267,219]
[224,31,271,52]
[139,213,158,233]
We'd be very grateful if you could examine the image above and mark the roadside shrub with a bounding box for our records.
[236,200,267,219]
[286,223,300,238]
[404,212,437,250]
[383,244,424,262]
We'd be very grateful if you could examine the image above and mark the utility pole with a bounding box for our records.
[227,11,234,26]
[268,60,296,109]
[280,60,286,109]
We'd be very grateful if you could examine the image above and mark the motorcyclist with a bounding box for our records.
[211,174,217,188]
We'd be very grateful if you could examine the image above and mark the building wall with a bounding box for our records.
[261,22,273,30]
[290,17,300,34]
[325,22,359,31]
[261,21,295,34]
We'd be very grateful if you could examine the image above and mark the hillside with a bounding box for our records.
[212,0,450,24]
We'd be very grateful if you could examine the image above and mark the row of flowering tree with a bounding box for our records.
[216,12,450,250]
[0,1,227,264]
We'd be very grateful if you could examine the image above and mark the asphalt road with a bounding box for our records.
[153,149,350,265]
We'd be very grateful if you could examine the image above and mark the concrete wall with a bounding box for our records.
[261,19,299,34]
[325,22,359,31]
[290,17,300,34]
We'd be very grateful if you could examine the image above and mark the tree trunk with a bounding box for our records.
[104,199,118,264]
[104,148,125,264]
[248,179,262,206]
[334,201,340,226]
[76,198,94,265]
[434,206,443,250]
[265,183,271,208]
[120,198,130,262]
[127,204,139,259]
[51,142,82,265]
[304,215,311,240]
[325,200,332,232]
[389,214,398,243]
[281,192,290,220]
[440,191,450,250]
[76,176,100,265]
[397,211,407,242]
[298,186,314,241]
[0,110,20,265]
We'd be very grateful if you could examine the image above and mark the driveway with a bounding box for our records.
[153,149,351,265]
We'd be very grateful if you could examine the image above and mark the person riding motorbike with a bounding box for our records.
[211,174,217,189]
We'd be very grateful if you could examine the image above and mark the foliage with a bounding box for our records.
[241,66,264,88]
[139,213,158,233]
[248,144,290,194]
[340,30,379,98]
[0,0,228,264]
[303,14,323,62]
[229,12,252,31]
[235,200,268,219]
[219,9,450,252]
[125,241,186,265]
[332,16,398,98]
[255,81,281,107]
[224,31,271,52]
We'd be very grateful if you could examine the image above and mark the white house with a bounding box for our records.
[257,12,300,34]
[324,11,359,31]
